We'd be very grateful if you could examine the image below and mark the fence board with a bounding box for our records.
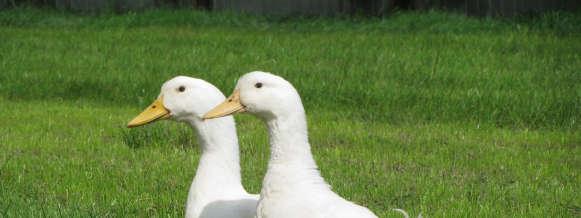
[434,0,579,15]
[117,0,155,11]
[567,0,579,11]
[0,0,8,9]
[18,0,201,12]
[70,0,105,12]
[214,0,352,15]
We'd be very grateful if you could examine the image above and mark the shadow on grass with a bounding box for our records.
[119,123,196,150]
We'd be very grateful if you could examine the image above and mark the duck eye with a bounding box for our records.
[178,86,185,92]
[255,82,263,88]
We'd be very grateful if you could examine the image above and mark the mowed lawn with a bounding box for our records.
[0,8,580,217]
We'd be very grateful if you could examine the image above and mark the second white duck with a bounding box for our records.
[204,71,377,218]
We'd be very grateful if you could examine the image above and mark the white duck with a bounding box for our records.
[203,71,377,218]
[127,76,258,218]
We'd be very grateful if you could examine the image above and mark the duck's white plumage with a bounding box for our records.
[128,76,258,218]
[204,71,377,218]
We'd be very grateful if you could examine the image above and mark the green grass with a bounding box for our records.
[0,8,580,217]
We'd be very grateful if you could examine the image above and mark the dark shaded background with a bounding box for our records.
[2,0,580,16]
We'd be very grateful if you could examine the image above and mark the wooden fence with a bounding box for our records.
[214,0,581,16]
[414,0,581,16]
[1,0,579,15]
[212,0,397,16]
[1,0,211,11]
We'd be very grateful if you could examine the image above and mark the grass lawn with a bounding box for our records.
[0,8,580,217]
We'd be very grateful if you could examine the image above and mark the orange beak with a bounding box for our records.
[127,96,171,128]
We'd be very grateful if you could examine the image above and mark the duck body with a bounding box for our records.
[127,76,258,218]
[258,162,376,218]
[204,72,377,218]
[255,104,376,218]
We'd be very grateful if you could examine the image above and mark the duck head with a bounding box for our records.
[203,71,304,120]
[127,76,226,127]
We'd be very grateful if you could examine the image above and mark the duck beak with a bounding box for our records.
[203,89,246,120]
[127,96,171,128]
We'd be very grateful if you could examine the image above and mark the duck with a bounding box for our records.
[203,71,378,218]
[127,76,258,218]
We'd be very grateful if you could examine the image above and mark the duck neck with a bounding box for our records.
[266,111,314,165]
[187,116,244,196]
[263,109,328,191]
